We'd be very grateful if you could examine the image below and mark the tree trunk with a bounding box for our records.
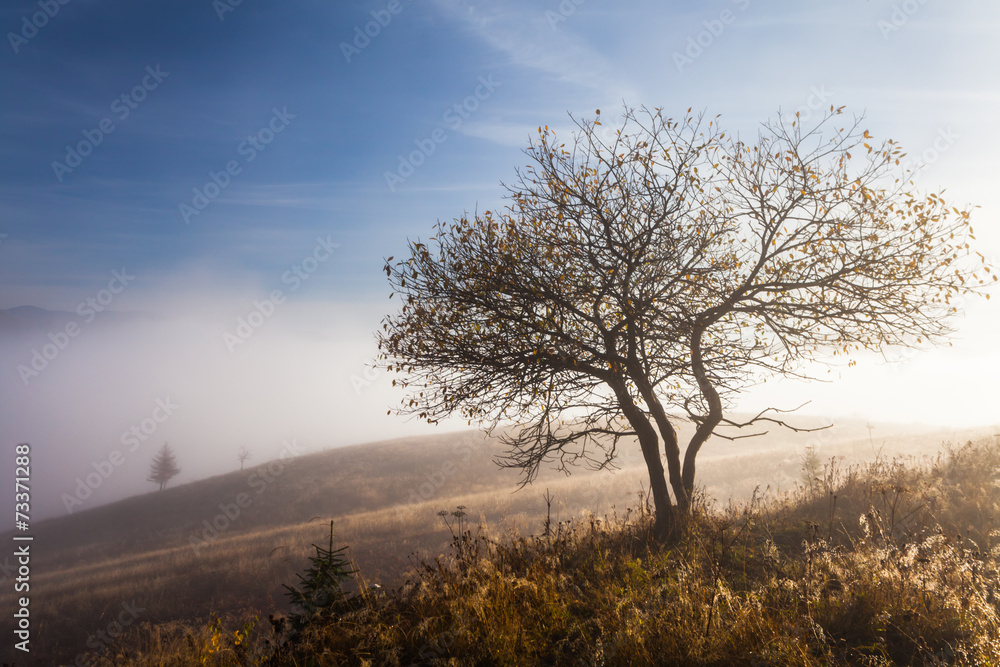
[684,326,723,502]
[611,382,675,540]
[658,415,688,512]
[638,428,676,541]
[630,371,688,513]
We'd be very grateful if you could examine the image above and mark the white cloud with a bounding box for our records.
[429,0,639,102]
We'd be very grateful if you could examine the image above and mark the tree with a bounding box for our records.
[378,106,994,539]
[148,442,180,491]
[283,521,358,632]
[238,446,252,471]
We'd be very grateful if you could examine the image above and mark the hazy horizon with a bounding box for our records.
[3,0,1000,525]
[2,298,997,525]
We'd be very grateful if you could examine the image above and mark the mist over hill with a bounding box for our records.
[2,295,996,529]
[0,300,440,525]
[1,419,996,665]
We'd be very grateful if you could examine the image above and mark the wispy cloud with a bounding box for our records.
[429,0,639,102]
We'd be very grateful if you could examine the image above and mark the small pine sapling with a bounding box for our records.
[283,521,358,632]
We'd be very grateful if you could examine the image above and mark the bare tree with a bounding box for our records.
[378,106,994,539]
[238,446,252,471]
[147,442,180,491]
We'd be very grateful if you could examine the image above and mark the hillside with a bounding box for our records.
[143,435,1000,666]
[0,420,995,665]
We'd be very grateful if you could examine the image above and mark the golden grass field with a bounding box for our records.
[1,419,997,665]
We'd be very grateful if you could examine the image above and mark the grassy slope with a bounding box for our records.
[0,421,995,665]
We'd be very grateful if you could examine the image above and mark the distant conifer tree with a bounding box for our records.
[148,442,180,491]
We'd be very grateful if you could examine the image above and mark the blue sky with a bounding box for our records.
[3,0,994,304]
[2,0,1000,516]
[4,0,998,306]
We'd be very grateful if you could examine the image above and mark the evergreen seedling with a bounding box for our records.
[283,521,357,631]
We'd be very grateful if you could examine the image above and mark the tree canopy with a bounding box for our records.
[378,105,994,538]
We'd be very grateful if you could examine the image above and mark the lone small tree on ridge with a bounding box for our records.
[148,442,180,491]
[238,445,252,471]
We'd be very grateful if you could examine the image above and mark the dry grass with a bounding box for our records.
[53,436,1000,666]
[1,422,995,665]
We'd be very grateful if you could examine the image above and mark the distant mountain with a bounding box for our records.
[0,305,74,333]
[0,305,156,335]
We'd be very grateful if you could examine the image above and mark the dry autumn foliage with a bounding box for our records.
[378,105,995,539]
